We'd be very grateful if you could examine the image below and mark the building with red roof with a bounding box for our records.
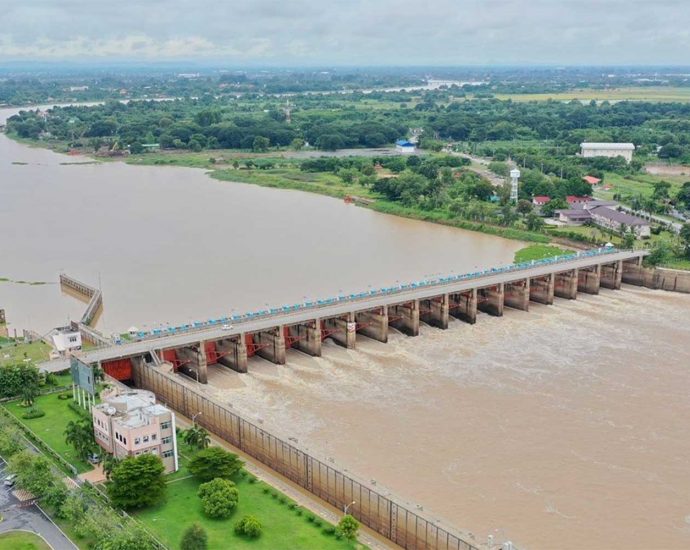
[532,196,551,206]
[566,195,591,206]
[583,175,602,185]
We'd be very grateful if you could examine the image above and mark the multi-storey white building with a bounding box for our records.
[92,388,178,473]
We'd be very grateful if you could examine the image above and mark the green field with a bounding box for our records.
[494,87,690,103]
[514,245,569,263]
[0,340,51,367]
[137,471,361,550]
[212,167,376,200]
[3,392,92,473]
[0,531,51,550]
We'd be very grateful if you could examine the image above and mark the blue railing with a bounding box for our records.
[125,246,622,343]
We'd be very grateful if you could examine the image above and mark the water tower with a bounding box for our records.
[510,168,521,202]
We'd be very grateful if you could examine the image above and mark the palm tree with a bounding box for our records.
[64,418,97,461]
[21,382,39,407]
[102,454,120,480]
[183,426,211,450]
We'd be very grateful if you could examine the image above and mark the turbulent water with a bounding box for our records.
[203,286,690,550]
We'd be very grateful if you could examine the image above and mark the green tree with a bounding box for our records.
[234,515,262,538]
[180,523,208,550]
[183,425,211,450]
[197,478,239,519]
[526,212,544,231]
[290,138,305,150]
[64,418,97,461]
[337,514,360,540]
[189,447,243,481]
[108,454,166,510]
[516,199,533,216]
[0,423,24,457]
[252,136,270,152]
[680,223,690,258]
[8,450,55,497]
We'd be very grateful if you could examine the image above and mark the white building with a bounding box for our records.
[395,140,416,154]
[52,326,82,354]
[580,142,635,163]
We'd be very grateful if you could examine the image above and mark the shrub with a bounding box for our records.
[21,407,45,419]
[278,496,287,504]
[262,487,270,494]
[323,526,336,536]
[247,476,257,484]
[198,478,239,519]
[307,514,315,523]
[295,508,303,516]
[189,447,243,482]
[287,503,296,510]
[314,519,323,527]
[180,522,208,550]
[234,515,262,538]
[57,393,71,400]
[337,514,360,540]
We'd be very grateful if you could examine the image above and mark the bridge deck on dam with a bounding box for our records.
[38,248,646,373]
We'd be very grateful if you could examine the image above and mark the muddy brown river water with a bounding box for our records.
[2,106,689,549]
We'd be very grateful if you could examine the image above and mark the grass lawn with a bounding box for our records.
[514,244,570,263]
[138,472,361,550]
[0,531,51,550]
[0,340,50,367]
[3,392,92,473]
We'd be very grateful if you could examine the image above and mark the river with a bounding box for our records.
[0,106,522,335]
[2,106,690,550]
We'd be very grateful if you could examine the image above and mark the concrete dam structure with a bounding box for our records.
[65,248,646,384]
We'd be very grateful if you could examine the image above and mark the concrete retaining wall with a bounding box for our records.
[622,266,690,293]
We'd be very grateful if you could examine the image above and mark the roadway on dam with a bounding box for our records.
[44,248,645,369]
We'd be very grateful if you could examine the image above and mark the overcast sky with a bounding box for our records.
[1,0,689,65]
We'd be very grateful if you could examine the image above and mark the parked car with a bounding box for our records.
[87,453,101,465]
[3,474,17,487]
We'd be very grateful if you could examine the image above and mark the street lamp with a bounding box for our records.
[192,411,203,426]
[343,501,356,514]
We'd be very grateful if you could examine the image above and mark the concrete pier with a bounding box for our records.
[449,289,477,324]
[504,279,530,311]
[600,260,623,290]
[420,294,449,329]
[356,306,388,343]
[389,300,420,336]
[530,273,555,305]
[554,269,578,299]
[215,335,248,373]
[578,265,601,294]
[253,327,287,364]
[288,320,322,356]
[477,284,504,316]
[176,343,208,384]
[322,313,356,349]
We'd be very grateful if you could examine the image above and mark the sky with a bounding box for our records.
[1,0,689,65]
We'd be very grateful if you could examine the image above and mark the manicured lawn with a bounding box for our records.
[0,340,50,367]
[0,531,51,550]
[3,392,92,473]
[514,244,570,263]
[137,473,361,550]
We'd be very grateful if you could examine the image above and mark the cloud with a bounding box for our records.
[0,0,688,64]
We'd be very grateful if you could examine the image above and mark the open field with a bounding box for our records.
[137,465,361,550]
[0,531,51,550]
[514,244,569,263]
[0,340,50,367]
[3,392,92,473]
[597,172,685,202]
[493,86,690,103]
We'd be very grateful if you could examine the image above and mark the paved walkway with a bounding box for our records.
[0,462,77,550]
[174,414,395,549]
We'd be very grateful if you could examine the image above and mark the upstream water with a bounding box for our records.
[2,106,690,550]
[0,106,521,334]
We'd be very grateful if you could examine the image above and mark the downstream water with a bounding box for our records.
[204,287,690,550]
[2,106,689,550]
